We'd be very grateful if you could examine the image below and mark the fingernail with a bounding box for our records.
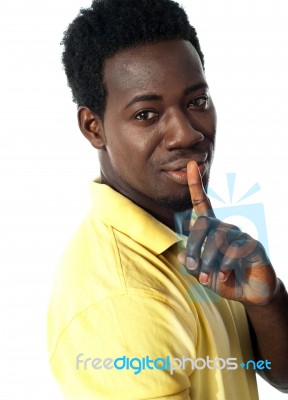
[219,271,226,281]
[186,257,197,270]
[178,252,186,265]
[199,272,210,285]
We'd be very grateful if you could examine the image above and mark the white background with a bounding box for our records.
[0,0,287,398]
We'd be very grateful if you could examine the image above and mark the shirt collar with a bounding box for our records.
[90,181,185,255]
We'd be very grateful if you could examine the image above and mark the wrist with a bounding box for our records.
[244,278,287,312]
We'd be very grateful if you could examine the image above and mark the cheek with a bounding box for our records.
[113,129,160,163]
[105,131,145,174]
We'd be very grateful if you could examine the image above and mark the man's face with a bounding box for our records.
[100,40,217,212]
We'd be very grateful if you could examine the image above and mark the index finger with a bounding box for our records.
[187,160,215,217]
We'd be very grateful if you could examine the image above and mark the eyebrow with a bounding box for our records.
[125,94,163,109]
[125,82,209,109]
[183,82,209,96]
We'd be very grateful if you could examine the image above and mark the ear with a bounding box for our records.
[77,106,106,149]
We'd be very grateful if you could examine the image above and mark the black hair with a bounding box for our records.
[62,0,204,118]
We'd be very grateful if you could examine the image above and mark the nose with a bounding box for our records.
[163,110,204,150]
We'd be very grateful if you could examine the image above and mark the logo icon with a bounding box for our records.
[208,173,269,256]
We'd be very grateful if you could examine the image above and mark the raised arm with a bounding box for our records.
[178,160,288,391]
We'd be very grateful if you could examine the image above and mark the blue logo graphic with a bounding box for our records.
[76,353,272,374]
[239,359,272,370]
[208,173,269,257]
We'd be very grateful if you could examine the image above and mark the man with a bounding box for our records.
[47,0,288,398]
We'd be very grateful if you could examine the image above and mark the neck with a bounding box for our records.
[142,204,177,231]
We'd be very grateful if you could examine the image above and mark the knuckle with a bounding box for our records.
[225,229,245,245]
[218,221,240,231]
[208,227,218,240]
[193,216,210,230]
[192,196,207,207]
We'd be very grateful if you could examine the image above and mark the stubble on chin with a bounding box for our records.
[156,192,192,212]
[156,176,209,213]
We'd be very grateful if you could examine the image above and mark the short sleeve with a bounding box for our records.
[49,292,197,399]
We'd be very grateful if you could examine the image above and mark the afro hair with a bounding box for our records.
[62,0,204,118]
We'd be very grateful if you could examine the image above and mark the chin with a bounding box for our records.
[157,193,193,212]
[156,176,209,213]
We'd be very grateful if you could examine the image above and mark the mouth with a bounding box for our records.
[161,157,207,185]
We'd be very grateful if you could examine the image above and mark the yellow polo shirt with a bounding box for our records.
[47,182,258,399]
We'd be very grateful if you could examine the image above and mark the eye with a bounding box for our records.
[135,110,158,120]
[188,95,210,109]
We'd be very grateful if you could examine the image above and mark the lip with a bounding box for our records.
[163,163,206,185]
[161,155,208,172]
[161,157,207,185]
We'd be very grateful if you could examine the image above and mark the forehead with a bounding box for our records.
[103,40,206,101]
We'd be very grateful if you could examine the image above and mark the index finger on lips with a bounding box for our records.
[187,160,215,218]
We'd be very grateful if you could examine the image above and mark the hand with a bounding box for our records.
[178,161,279,306]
